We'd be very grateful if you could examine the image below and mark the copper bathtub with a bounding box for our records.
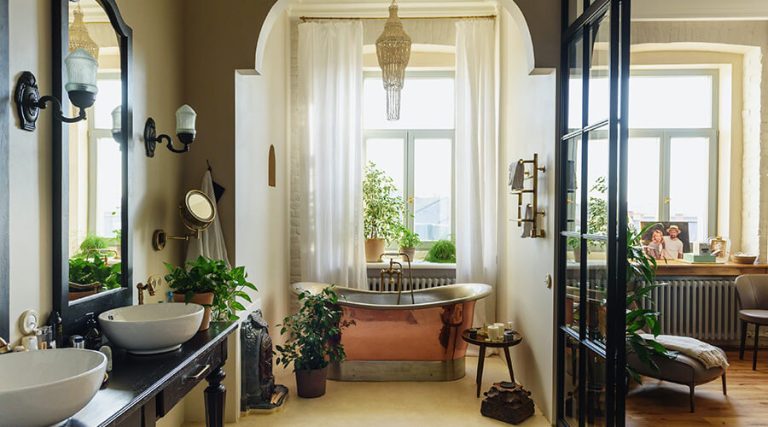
[292,282,492,381]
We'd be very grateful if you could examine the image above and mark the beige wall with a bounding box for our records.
[7,0,186,363]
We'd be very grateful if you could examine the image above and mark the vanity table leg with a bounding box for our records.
[205,363,226,427]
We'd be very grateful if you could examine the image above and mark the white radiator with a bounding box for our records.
[367,277,455,292]
[644,278,738,342]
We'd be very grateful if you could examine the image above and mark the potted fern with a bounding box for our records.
[425,239,456,263]
[398,226,421,262]
[275,286,354,398]
[363,162,405,262]
[164,256,256,330]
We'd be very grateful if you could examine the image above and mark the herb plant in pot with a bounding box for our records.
[275,286,354,398]
[363,162,405,262]
[398,226,421,262]
[164,256,256,331]
[425,239,456,263]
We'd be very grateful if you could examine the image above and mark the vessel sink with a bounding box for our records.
[99,303,204,355]
[0,348,106,427]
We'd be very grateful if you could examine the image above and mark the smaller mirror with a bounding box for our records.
[153,190,216,251]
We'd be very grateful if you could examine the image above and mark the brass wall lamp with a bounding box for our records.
[14,49,98,131]
[144,105,197,157]
[509,153,546,238]
[153,190,215,251]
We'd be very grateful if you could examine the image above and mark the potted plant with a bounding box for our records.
[398,226,421,262]
[275,286,354,398]
[363,162,405,262]
[424,239,456,263]
[164,256,257,330]
[68,253,121,300]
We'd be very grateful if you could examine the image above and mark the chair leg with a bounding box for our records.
[754,324,760,371]
[689,384,695,413]
[740,320,748,360]
[722,373,727,396]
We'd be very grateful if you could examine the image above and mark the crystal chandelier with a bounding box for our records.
[69,5,99,61]
[376,0,411,121]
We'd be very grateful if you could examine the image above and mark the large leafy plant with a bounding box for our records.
[69,254,121,290]
[625,223,674,383]
[164,256,257,321]
[275,286,354,371]
[363,162,405,242]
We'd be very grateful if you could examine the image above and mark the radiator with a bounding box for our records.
[367,277,455,292]
[644,278,738,342]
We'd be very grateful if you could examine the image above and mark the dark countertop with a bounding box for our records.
[68,321,237,427]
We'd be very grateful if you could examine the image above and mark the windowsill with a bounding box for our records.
[366,261,456,270]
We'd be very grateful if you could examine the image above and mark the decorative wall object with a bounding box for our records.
[268,145,276,187]
[509,153,546,238]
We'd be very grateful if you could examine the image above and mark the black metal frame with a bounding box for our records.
[52,0,133,335]
[0,0,9,341]
[555,0,631,425]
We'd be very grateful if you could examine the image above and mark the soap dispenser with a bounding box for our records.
[84,312,102,350]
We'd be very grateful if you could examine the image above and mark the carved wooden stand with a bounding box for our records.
[480,382,535,425]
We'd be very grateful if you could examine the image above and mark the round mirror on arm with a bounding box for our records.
[152,190,216,251]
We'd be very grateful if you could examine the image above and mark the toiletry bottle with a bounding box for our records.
[84,312,102,350]
[49,311,63,348]
[71,335,85,349]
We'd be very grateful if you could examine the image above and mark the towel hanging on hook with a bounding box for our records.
[206,159,226,202]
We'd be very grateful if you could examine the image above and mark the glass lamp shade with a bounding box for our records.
[111,106,122,133]
[175,104,197,135]
[64,48,98,95]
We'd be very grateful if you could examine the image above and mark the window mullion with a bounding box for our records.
[660,131,671,221]
[406,131,415,233]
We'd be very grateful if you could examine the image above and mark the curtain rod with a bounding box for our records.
[299,15,496,22]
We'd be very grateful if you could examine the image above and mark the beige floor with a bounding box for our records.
[185,356,550,427]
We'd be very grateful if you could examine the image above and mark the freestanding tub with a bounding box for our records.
[292,282,492,381]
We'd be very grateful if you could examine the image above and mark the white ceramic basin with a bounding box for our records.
[99,303,204,354]
[0,349,106,427]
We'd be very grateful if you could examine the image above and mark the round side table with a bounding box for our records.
[461,329,523,397]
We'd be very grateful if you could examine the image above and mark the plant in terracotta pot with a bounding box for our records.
[164,256,256,330]
[363,162,405,262]
[275,286,354,398]
[397,226,421,262]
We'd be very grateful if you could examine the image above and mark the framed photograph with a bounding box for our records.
[640,222,691,259]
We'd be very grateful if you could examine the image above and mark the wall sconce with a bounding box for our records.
[14,49,98,132]
[143,105,197,157]
[509,153,546,238]
[111,106,122,142]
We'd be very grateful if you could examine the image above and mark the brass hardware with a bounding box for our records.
[136,281,157,305]
[664,197,671,205]
[153,190,216,251]
[379,252,415,305]
[511,153,546,238]
[183,364,211,383]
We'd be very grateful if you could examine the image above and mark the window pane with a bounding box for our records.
[567,34,584,132]
[585,256,607,345]
[414,138,452,241]
[95,138,122,237]
[588,13,610,125]
[563,336,581,425]
[628,137,661,228]
[629,75,713,129]
[364,76,454,130]
[568,0,585,25]
[366,138,405,195]
[586,131,608,236]
[585,350,607,426]
[565,137,582,233]
[669,137,710,242]
[93,77,122,129]
[564,253,581,332]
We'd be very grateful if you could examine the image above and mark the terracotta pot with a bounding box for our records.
[295,366,328,398]
[173,292,214,331]
[365,238,385,262]
[400,247,416,263]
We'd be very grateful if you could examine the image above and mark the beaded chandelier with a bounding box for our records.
[376,0,411,121]
[69,5,99,61]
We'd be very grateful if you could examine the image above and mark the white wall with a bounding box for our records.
[497,7,558,423]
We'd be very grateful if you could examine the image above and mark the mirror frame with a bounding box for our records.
[0,0,8,341]
[52,0,133,335]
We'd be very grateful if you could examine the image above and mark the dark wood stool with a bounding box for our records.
[461,329,523,397]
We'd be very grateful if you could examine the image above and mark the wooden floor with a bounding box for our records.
[626,350,768,426]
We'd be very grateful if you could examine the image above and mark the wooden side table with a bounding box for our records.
[461,329,523,397]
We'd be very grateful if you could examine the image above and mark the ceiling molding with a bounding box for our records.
[288,1,498,18]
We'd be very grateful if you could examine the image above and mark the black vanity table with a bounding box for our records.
[68,322,237,427]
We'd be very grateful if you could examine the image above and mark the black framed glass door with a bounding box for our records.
[556,0,631,425]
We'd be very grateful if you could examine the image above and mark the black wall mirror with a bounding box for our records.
[53,0,132,334]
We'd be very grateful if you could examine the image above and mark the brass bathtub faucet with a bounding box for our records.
[380,252,415,305]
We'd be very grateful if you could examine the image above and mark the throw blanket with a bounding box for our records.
[640,334,730,370]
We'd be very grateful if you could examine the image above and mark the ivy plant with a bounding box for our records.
[275,286,355,372]
[164,256,257,321]
[363,162,405,242]
[69,254,121,290]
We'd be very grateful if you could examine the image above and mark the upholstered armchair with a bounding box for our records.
[735,274,768,370]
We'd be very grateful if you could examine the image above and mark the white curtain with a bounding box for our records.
[296,21,367,288]
[186,170,230,268]
[455,20,498,327]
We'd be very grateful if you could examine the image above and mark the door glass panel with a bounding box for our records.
[564,252,581,332]
[365,138,405,195]
[565,137,582,233]
[586,350,607,426]
[568,0,585,25]
[586,130,609,236]
[414,138,452,241]
[628,137,661,228]
[585,254,607,344]
[563,336,581,425]
[669,137,710,242]
[567,34,584,132]
[588,13,610,125]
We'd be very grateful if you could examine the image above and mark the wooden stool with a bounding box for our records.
[461,329,523,397]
